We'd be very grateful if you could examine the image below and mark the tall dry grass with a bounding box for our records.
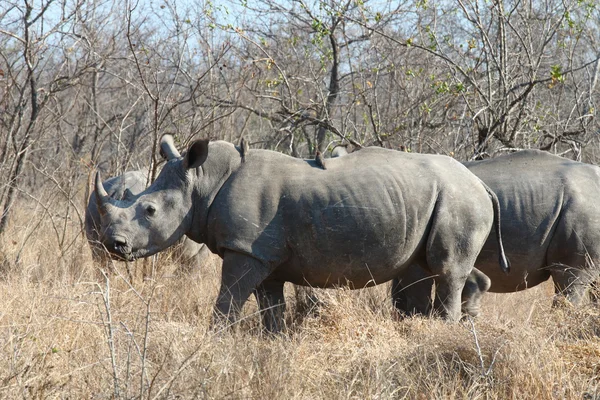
[0,205,599,399]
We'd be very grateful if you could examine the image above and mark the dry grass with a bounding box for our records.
[0,207,599,399]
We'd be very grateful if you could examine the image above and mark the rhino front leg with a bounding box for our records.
[254,280,286,333]
[213,251,272,329]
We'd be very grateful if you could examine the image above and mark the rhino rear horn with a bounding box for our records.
[122,188,134,201]
[94,171,110,216]
[160,135,181,160]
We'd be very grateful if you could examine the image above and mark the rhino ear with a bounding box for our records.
[184,139,209,169]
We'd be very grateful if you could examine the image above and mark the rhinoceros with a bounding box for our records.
[392,149,600,316]
[92,135,509,332]
[85,170,210,270]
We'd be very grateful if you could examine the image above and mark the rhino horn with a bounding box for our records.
[94,171,110,216]
[122,188,134,201]
[160,134,181,160]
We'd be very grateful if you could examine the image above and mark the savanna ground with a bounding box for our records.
[0,206,599,399]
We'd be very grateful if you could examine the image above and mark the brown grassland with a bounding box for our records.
[0,205,599,399]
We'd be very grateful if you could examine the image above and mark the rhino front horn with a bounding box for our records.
[94,171,109,215]
[160,135,181,160]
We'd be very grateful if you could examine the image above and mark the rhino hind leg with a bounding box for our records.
[461,268,491,317]
[391,264,435,317]
[392,265,491,318]
[424,204,488,321]
[429,275,467,321]
[213,251,274,330]
[254,280,286,333]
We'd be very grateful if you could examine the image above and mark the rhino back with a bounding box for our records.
[207,147,491,287]
[465,150,600,291]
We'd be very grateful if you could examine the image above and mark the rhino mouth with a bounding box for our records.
[108,236,139,261]
[113,251,136,262]
[110,246,150,262]
[102,235,155,261]
[106,247,135,262]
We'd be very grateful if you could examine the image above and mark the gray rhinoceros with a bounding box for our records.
[85,169,210,270]
[92,135,509,332]
[392,150,600,316]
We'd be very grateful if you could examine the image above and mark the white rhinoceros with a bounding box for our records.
[392,150,600,316]
[92,135,509,332]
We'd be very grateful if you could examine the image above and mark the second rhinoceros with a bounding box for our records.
[392,150,600,316]
[92,135,509,332]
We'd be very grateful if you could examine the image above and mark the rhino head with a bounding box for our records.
[94,136,211,261]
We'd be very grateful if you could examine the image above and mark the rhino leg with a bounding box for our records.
[196,243,212,263]
[430,275,465,321]
[461,268,491,317]
[550,263,598,306]
[212,251,272,329]
[177,240,211,276]
[392,265,490,318]
[254,280,286,333]
[425,214,484,321]
[391,264,434,317]
[547,214,600,306]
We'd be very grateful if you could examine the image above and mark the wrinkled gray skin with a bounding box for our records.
[85,170,210,270]
[94,135,509,332]
[393,150,600,317]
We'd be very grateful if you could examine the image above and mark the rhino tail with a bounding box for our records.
[481,180,511,274]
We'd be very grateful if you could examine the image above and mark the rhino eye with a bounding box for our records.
[146,205,156,216]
